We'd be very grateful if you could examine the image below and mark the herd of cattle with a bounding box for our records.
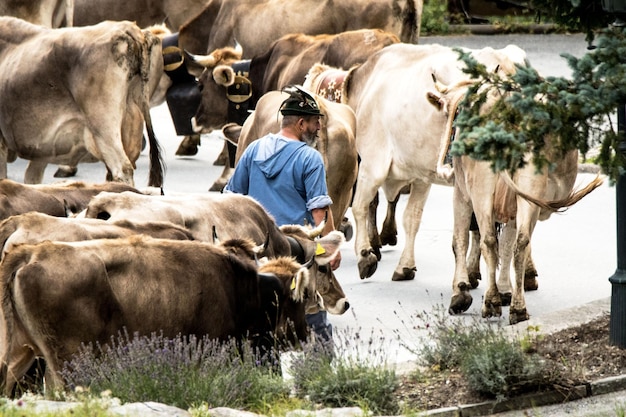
[0,0,605,395]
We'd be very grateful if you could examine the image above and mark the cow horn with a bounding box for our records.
[307,219,325,238]
[187,51,217,68]
[302,256,316,269]
[432,73,449,93]
[212,225,220,243]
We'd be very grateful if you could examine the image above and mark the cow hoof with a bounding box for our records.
[392,266,416,281]
[209,181,226,192]
[339,219,353,241]
[500,292,512,306]
[53,165,78,178]
[524,275,539,291]
[175,136,200,156]
[449,287,472,314]
[380,231,397,246]
[509,308,530,325]
[358,249,378,279]
[482,301,502,318]
[469,271,482,289]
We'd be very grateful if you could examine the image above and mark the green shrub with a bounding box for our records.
[402,303,561,398]
[421,0,455,35]
[61,331,289,412]
[290,327,399,415]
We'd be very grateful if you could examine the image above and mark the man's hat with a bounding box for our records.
[279,85,323,116]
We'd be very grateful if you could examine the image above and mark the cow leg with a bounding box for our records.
[24,161,48,184]
[1,346,36,397]
[392,180,432,281]
[209,165,233,192]
[0,142,8,179]
[497,221,516,306]
[467,228,481,289]
[175,134,201,157]
[510,200,540,325]
[53,165,78,178]
[524,248,539,291]
[380,192,400,246]
[367,192,383,261]
[212,140,229,165]
[450,186,474,314]
[352,175,385,279]
[479,216,501,319]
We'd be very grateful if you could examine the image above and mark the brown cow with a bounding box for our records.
[0,18,164,186]
[0,179,141,220]
[0,212,195,259]
[178,0,421,58]
[0,0,73,28]
[0,236,314,393]
[82,190,349,316]
[189,29,398,205]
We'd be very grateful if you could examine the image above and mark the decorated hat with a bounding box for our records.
[279,85,323,116]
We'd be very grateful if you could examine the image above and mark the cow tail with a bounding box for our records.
[399,0,421,44]
[0,217,18,259]
[0,247,31,392]
[500,171,604,212]
[141,30,165,188]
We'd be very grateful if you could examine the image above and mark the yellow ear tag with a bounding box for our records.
[315,242,326,256]
[290,277,296,290]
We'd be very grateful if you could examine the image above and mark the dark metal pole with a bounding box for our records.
[609,102,626,348]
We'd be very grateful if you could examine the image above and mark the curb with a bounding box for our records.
[418,375,626,417]
[446,24,560,35]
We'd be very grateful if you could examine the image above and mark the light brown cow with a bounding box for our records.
[0,212,195,259]
[0,236,315,393]
[220,90,358,240]
[0,18,164,186]
[178,0,421,58]
[82,191,349,316]
[0,0,73,28]
[444,76,604,323]
[0,179,141,220]
[71,0,207,31]
[303,44,521,282]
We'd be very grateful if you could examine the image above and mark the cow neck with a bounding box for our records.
[227,60,253,125]
[286,236,307,264]
[435,86,470,184]
[310,69,348,103]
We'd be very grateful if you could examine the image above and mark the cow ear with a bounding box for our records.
[426,91,444,111]
[221,122,242,146]
[291,268,310,302]
[213,65,236,86]
[313,231,345,266]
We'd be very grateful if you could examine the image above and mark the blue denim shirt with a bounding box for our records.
[225,133,332,226]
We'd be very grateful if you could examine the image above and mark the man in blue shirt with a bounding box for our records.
[225,85,341,340]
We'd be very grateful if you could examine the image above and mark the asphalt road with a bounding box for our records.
[6,33,617,371]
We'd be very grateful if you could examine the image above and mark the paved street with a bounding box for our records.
[6,33,617,369]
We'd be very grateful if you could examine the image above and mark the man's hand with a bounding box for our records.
[330,250,342,270]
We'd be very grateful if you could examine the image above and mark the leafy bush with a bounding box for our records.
[402,303,561,398]
[290,327,399,415]
[61,331,289,411]
[421,0,455,35]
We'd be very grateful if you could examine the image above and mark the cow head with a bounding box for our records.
[256,256,316,349]
[279,223,349,316]
[188,46,245,133]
